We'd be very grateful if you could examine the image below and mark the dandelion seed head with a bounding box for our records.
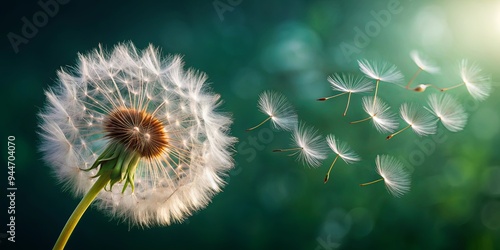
[39,42,236,227]
[400,103,437,136]
[327,73,374,93]
[459,59,492,101]
[291,123,327,168]
[104,108,168,158]
[375,155,411,197]
[426,93,468,132]
[326,135,360,164]
[358,59,404,84]
[410,50,440,73]
[362,97,399,133]
[257,91,298,131]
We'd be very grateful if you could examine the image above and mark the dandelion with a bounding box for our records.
[358,59,404,107]
[425,93,468,132]
[39,43,235,249]
[360,155,411,197]
[440,60,492,101]
[273,122,327,168]
[406,50,440,90]
[246,90,298,131]
[323,135,360,183]
[350,97,399,134]
[386,103,437,140]
[317,73,373,116]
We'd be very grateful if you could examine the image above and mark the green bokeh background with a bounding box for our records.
[1,0,500,249]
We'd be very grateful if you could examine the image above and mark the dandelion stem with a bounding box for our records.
[372,79,380,109]
[386,124,412,140]
[272,147,302,152]
[53,172,111,250]
[359,178,384,186]
[246,116,272,131]
[324,155,339,183]
[343,92,352,116]
[350,116,372,124]
[317,92,348,101]
[405,68,423,89]
[440,83,465,92]
[428,84,441,90]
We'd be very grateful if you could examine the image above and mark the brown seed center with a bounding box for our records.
[104,108,168,158]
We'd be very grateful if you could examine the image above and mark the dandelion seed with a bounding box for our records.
[410,50,440,74]
[273,123,327,168]
[323,135,360,183]
[350,97,398,134]
[386,103,437,140]
[317,73,373,116]
[360,155,411,197]
[358,59,404,84]
[425,93,468,132]
[39,43,235,249]
[406,51,439,90]
[358,59,404,107]
[411,84,440,93]
[247,90,298,131]
[440,60,492,101]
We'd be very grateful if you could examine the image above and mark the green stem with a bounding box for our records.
[359,178,384,186]
[53,172,110,250]
[350,116,372,124]
[428,84,441,91]
[272,147,302,152]
[343,92,352,116]
[405,68,422,89]
[372,79,380,108]
[440,82,465,92]
[317,92,348,101]
[386,124,412,140]
[246,116,272,131]
[324,155,339,183]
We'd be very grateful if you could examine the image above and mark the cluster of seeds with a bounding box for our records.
[247,51,492,198]
[39,43,236,227]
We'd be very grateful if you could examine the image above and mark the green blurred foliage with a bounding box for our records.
[1,0,499,249]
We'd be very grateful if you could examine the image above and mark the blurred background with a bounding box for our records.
[1,0,500,249]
